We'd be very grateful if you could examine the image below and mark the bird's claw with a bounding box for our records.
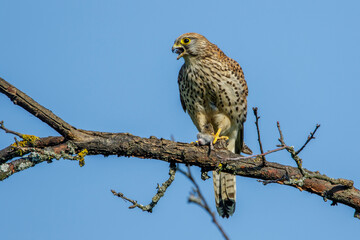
[212,128,229,144]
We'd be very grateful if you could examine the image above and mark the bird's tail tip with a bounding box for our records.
[216,199,236,218]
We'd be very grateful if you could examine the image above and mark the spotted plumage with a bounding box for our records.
[172,33,249,218]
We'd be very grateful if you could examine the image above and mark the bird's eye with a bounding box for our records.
[181,38,191,45]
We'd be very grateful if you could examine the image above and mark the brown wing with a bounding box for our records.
[235,125,244,154]
[225,56,249,154]
[178,65,187,112]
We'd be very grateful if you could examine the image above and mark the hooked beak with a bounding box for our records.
[172,43,185,60]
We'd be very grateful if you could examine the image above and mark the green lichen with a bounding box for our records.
[18,161,34,170]
[0,164,10,172]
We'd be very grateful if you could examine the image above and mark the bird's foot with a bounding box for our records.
[212,128,229,144]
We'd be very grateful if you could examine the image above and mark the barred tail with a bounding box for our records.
[213,171,236,218]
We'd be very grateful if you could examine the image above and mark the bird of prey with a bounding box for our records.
[172,33,249,218]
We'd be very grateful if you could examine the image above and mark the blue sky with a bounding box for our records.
[1,0,359,239]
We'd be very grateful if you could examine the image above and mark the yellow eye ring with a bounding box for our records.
[181,38,191,45]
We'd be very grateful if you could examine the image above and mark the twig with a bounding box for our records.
[275,122,351,188]
[226,146,286,160]
[111,163,176,212]
[276,121,306,176]
[296,124,320,155]
[276,122,353,188]
[0,121,23,138]
[257,176,286,185]
[252,108,266,164]
[178,165,230,240]
[277,121,285,145]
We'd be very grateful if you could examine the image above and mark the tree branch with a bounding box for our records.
[296,124,320,155]
[1,77,359,220]
[111,163,176,212]
[252,107,266,164]
[0,120,23,138]
[178,165,229,240]
[0,77,81,140]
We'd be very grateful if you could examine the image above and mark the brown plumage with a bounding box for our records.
[172,33,249,218]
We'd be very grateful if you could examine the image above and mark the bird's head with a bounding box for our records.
[172,33,210,61]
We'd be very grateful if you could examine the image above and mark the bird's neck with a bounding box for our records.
[183,55,200,65]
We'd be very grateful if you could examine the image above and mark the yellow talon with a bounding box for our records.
[213,128,221,144]
[190,140,199,145]
[212,128,229,144]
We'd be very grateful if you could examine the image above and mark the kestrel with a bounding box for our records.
[172,33,249,218]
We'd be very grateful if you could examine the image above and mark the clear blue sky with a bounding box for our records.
[1,1,359,239]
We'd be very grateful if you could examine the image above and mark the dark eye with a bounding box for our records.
[181,38,191,45]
